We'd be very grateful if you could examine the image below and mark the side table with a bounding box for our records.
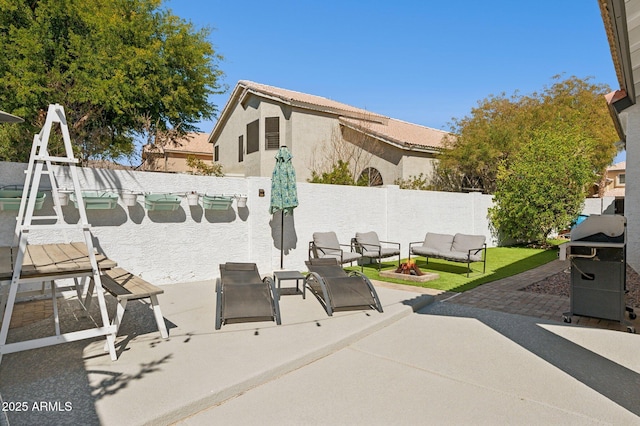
[273,270,306,299]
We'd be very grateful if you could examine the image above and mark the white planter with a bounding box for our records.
[236,196,248,208]
[187,192,199,206]
[57,191,70,206]
[122,192,138,207]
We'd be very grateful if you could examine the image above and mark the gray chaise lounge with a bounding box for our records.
[215,263,281,329]
[304,258,383,316]
[409,233,487,277]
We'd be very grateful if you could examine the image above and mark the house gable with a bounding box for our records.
[209,80,450,183]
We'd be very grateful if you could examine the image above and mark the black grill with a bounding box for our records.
[559,215,635,331]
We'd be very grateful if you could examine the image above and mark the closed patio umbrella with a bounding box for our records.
[0,110,24,123]
[269,146,299,269]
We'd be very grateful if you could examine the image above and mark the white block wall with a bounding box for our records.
[582,197,616,215]
[625,103,640,272]
[0,161,495,284]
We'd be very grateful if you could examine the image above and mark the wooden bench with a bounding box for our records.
[87,268,168,339]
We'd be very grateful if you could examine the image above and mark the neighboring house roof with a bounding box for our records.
[235,80,388,122]
[604,187,625,197]
[607,161,626,171]
[339,116,448,151]
[144,132,212,157]
[603,161,625,198]
[209,80,449,152]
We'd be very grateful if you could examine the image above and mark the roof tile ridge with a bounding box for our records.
[386,117,449,133]
[239,80,387,119]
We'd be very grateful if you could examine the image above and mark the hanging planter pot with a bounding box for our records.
[236,195,248,208]
[121,191,138,207]
[186,191,200,206]
[57,189,71,207]
[202,195,234,210]
[71,191,118,210]
[0,190,46,211]
[145,193,181,211]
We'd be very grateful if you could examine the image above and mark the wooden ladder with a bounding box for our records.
[0,104,117,363]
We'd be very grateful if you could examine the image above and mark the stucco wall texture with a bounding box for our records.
[0,161,496,284]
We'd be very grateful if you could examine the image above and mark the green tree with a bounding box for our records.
[435,75,618,194]
[0,0,224,163]
[394,173,431,190]
[308,160,355,185]
[488,130,594,245]
[186,155,223,176]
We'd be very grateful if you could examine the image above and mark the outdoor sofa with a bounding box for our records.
[409,232,487,277]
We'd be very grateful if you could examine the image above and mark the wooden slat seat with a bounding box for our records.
[88,267,168,339]
[101,268,164,301]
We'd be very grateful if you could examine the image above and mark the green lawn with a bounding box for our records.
[345,245,560,293]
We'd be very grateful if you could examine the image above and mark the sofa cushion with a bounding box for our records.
[423,233,454,252]
[439,251,470,262]
[452,234,486,261]
[410,246,440,257]
[452,234,485,251]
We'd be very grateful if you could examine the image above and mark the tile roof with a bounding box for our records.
[238,80,388,123]
[339,117,448,151]
[146,132,212,155]
[232,80,449,151]
[603,186,625,197]
[607,161,626,171]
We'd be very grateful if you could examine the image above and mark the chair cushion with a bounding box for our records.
[423,233,454,252]
[379,247,400,257]
[452,234,485,253]
[313,232,341,257]
[356,231,381,255]
[340,251,362,263]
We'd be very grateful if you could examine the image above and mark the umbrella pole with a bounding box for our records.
[280,210,284,269]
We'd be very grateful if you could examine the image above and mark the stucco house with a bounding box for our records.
[208,80,450,184]
[604,161,626,213]
[603,161,626,197]
[142,132,213,173]
[599,0,640,269]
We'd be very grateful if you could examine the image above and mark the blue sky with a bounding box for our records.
[164,0,624,161]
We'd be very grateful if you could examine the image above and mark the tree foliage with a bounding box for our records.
[308,160,355,185]
[488,130,594,245]
[394,173,431,190]
[0,0,224,164]
[434,75,619,194]
[186,155,223,176]
[308,122,383,186]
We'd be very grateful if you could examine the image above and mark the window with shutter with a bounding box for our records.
[265,117,279,150]
[247,120,259,154]
[238,135,244,162]
[214,145,219,162]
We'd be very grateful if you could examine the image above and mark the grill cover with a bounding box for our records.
[571,215,626,242]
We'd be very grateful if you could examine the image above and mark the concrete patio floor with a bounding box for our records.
[1,266,639,425]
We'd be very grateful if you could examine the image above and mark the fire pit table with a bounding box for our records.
[379,261,439,283]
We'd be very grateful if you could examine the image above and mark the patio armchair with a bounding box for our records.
[308,232,362,266]
[353,231,401,271]
[215,262,282,329]
[304,257,383,316]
